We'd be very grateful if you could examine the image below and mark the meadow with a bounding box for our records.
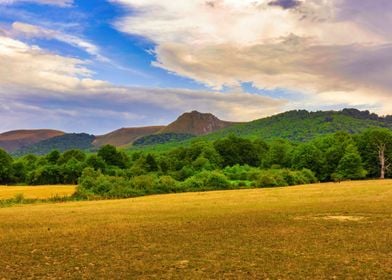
[0,180,391,279]
[0,185,76,200]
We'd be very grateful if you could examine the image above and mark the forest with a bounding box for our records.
[0,127,391,199]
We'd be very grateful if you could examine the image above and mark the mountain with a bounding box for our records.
[159,111,236,136]
[94,111,234,147]
[93,126,165,147]
[131,109,392,151]
[0,129,64,152]
[191,109,392,143]
[13,133,95,156]
[3,109,392,155]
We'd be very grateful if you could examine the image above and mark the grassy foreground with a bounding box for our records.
[1,180,391,279]
[0,185,76,200]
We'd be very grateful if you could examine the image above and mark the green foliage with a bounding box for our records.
[13,133,95,156]
[0,149,13,184]
[133,133,195,146]
[131,109,392,153]
[357,128,392,178]
[85,154,106,171]
[255,169,317,188]
[214,135,260,167]
[131,175,156,191]
[98,145,129,168]
[3,127,392,199]
[27,165,62,185]
[223,164,254,180]
[332,145,367,181]
[292,143,325,180]
[77,168,143,198]
[265,139,293,168]
[155,176,180,193]
[181,171,230,191]
[58,149,86,164]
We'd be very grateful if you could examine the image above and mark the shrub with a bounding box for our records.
[181,171,230,191]
[223,164,251,180]
[156,176,180,193]
[256,174,278,187]
[254,169,317,188]
[131,175,156,192]
[77,168,143,198]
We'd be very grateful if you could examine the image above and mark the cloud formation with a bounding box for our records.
[113,0,392,114]
[11,22,104,60]
[268,0,301,9]
[0,34,286,133]
[0,35,106,92]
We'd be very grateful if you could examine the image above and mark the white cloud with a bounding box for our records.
[0,35,108,92]
[112,0,392,114]
[11,22,105,60]
[0,0,72,7]
[0,35,286,132]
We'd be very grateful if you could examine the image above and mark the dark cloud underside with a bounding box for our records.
[268,0,301,9]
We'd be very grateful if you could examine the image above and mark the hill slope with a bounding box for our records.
[0,129,64,152]
[133,109,392,151]
[93,126,165,147]
[203,109,392,142]
[13,133,95,156]
[160,111,236,136]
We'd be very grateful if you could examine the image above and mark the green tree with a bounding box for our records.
[333,145,367,181]
[265,139,293,168]
[0,149,13,184]
[86,154,107,171]
[145,154,158,172]
[357,128,392,178]
[46,150,61,164]
[214,135,260,167]
[98,145,129,168]
[292,143,325,180]
[58,149,86,165]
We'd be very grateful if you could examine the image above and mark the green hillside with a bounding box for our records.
[132,109,392,152]
[13,133,95,156]
[204,109,391,141]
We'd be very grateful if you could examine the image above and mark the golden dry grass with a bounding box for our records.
[0,185,76,199]
[0,180,392,279]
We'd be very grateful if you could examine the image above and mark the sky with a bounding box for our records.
[0,0,391,134]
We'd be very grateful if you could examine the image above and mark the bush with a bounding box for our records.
[256,173,279,187]
[77,168,144,198]
[131,175,156,192]
[254,169,317,188]
[156,176,180,193]
[223,164,252,180]
[181,171,230,191]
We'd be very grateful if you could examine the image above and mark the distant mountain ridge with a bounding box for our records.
[12,133,95,156]
[93,111,236,148]
[0,129,64,152]
[197,109,392,142]
[1,108,391,155]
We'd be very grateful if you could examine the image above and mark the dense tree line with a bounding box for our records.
[0,128,391,198]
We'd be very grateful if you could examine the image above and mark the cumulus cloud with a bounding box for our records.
[0,0,72,7]
[0,35,286,132]
[0,35,108,92]
[112,0,392,114]
[11,22,105,60]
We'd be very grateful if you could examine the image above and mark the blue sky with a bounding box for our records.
[0,0,391,134]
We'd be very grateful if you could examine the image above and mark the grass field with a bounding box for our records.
[1,180,391,279]
[0,185,76,200]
